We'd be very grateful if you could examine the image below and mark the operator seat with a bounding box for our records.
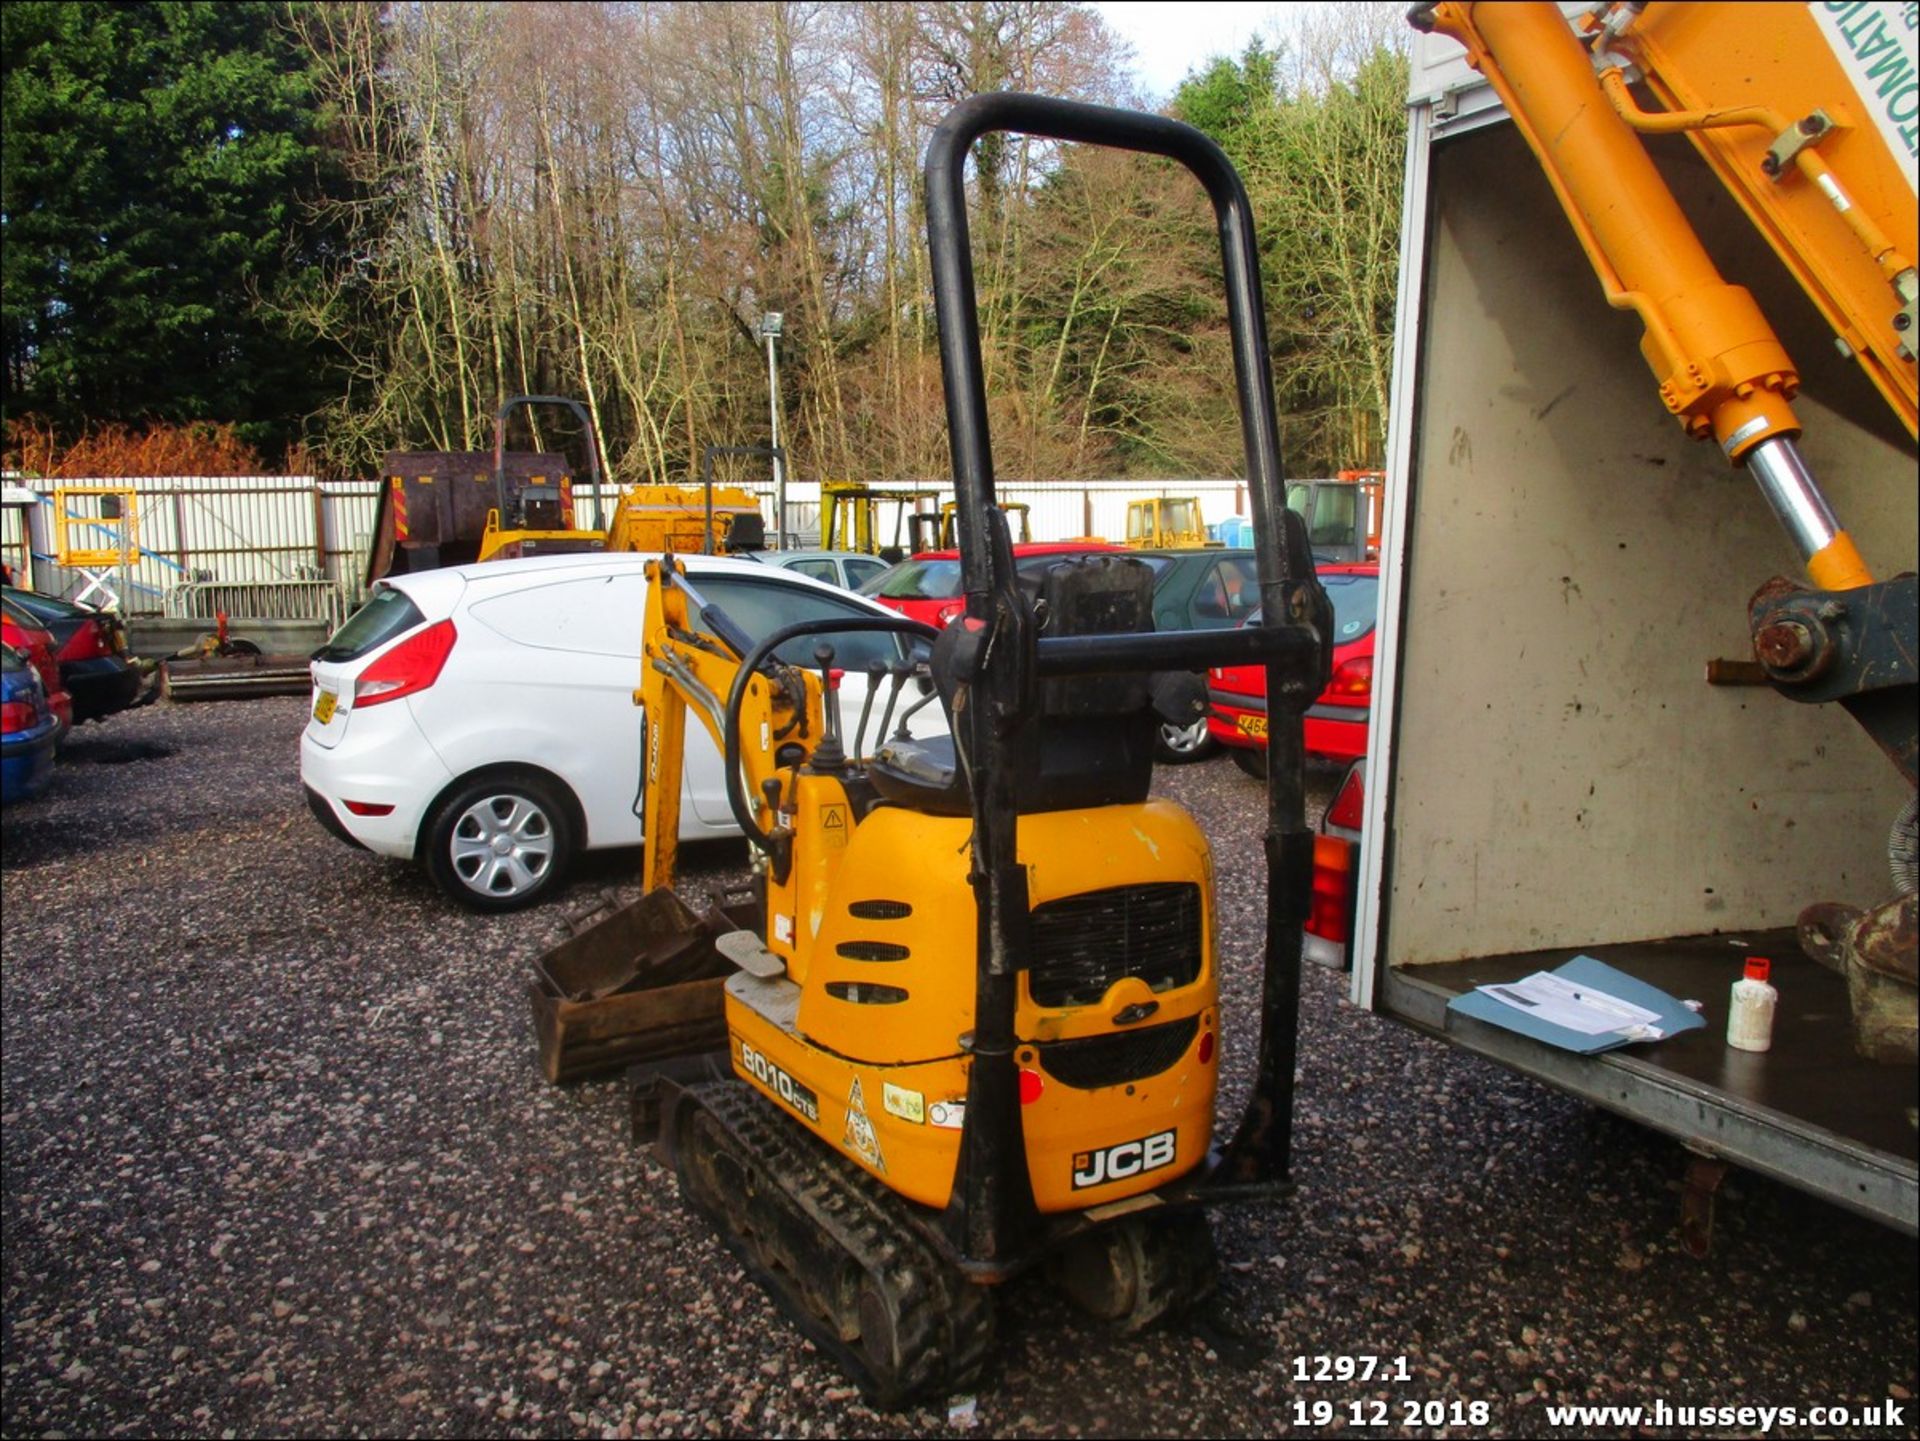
[867,553,1162,817]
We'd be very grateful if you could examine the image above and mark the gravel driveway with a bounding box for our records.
[4,697,1915,1438]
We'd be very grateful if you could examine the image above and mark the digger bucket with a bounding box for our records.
[527,888,753,1084]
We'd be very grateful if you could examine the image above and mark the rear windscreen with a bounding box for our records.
[870,559,962,600]
[315,588,426,662]
[3,588,88,625]
[1324,573,1380,643]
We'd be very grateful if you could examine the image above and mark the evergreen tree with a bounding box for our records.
[2,1,339,461]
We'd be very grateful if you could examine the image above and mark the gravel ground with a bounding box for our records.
[3,697,1916,1439]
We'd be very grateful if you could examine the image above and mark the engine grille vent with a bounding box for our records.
[1027,882,1202,1008]
[825,981,908,1005]
[836,940,910,962]
[1036,1017,1200,1089]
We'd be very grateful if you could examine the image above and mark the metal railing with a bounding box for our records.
[163,577,350,629]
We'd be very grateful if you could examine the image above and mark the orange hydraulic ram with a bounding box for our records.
[1416,1,1875,594]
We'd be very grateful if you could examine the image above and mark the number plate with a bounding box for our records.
[1234,713,1267,739]
[312,689,338,725]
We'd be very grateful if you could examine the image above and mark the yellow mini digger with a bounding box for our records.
[621,94,1332,1405]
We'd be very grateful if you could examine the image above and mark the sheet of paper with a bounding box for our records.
[1475,970,1661,1036]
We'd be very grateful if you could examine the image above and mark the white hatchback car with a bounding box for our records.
[754,549,892,592]
[301,552,938,911]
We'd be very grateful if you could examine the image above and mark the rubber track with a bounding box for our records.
[675,1079,995,1408]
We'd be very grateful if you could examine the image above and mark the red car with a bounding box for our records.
[0,596,74,739]
[860,541,1125,629]
[3,587,146,724]
[1206,562,1379,774]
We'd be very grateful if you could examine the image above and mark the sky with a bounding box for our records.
[1092,2,1295,104]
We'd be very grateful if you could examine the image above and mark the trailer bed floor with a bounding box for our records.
[1405,930,1917,1163]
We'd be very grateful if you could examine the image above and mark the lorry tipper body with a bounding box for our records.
[1352,1,1917,1238]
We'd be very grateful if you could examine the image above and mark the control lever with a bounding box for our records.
[812,643,846,770]
[852,659,886,760]
[893,687,940,737]
[875,659,912,745]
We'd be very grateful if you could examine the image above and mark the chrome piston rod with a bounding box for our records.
[1745,435,1842,563]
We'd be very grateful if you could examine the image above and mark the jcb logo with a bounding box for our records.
[1071,1129,1176,1190]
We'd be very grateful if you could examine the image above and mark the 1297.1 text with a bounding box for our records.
[1292,1355,1414,1384]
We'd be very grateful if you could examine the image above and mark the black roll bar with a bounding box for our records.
[493,395,607,532]
[700,445,784,554]
[923,92,1328,1280]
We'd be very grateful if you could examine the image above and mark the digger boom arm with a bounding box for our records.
[635,558,817,894]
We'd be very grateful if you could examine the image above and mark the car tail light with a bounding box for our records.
[353,619,456,707]
[1328,655,1372,699]
[2,697,41,732]
[1325,762,1364,832]
[1306,834,1355,945]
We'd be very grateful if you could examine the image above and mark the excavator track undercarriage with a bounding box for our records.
[660,1076,1225,1407]
[666,1079,997,1407]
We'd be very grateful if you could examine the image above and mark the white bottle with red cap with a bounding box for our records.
[1727,956,1777,1052]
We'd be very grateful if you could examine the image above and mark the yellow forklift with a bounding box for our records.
[616,94,1332,1405]
[820,481,942,557]
[904,499,1033,552]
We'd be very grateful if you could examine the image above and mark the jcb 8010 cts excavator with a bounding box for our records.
[622,94,1332,1403]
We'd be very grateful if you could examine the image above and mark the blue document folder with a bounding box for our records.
[1445,954,1706,1054]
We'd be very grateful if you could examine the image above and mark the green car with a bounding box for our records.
[1134,548,1259,762]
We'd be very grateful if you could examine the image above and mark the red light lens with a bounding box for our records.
[1326,764,1365,831]
[1,698,40,732]
[936,601,965,627]
[1307,835,1354,943]
[341,799,396,817]
[1198,1030,1215,1065]
[1017,1069,1044,1105]
[1329,655,1373,698]
[354,619,457,708]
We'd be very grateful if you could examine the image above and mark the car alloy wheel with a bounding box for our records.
[426,774,574,911]
[1155,716,1216,764]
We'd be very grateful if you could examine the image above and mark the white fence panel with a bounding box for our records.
[0,470,1303,614]
[9,475,382,614]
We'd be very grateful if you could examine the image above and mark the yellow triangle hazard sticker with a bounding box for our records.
[820,802,849,849]
[843,1076,886,1173]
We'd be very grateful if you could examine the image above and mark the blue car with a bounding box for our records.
[1,643,59,804]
